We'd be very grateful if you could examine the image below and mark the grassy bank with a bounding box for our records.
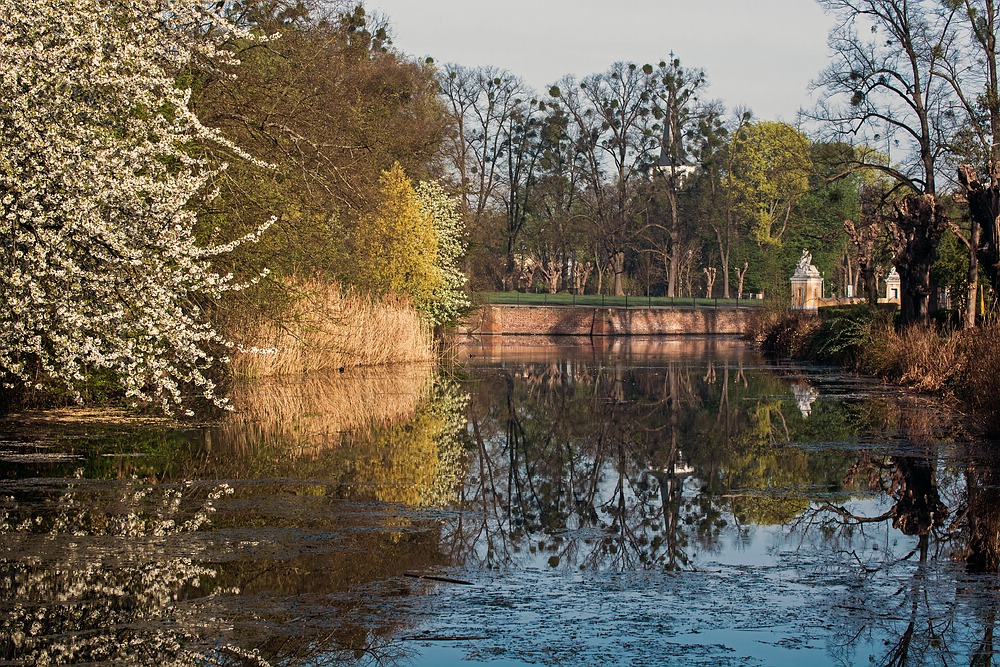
[751,305,1000,435]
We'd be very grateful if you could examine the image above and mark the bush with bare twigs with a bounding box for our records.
[956,323,1000,434]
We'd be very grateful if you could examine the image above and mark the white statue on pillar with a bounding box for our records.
[795,249,812,274]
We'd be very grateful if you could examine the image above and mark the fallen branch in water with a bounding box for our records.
[404,572,473,585]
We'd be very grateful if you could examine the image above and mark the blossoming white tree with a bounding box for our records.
[0,0,272,413]
[415,179,471,328]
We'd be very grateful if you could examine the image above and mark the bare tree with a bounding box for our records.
[735,262,750,298]
[812,0,957,324]
[940,1,1000,308]
[703,266,717,298]
[439,65,540,289]
[648,57,706,297]
[552,62,662,296]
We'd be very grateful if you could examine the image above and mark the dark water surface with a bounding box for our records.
[2,336,999,666]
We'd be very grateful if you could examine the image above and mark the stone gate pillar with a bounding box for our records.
[885,267,901,304]
[790,249,823,311]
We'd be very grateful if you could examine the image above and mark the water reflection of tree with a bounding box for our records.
[0,368,476,667]
[105,369,473,508]
[449,356,856,572]
[1,478,232,665]
[0,473,458,667]
[807,397,1000,667]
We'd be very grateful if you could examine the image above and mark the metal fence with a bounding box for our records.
[478,292,766,310]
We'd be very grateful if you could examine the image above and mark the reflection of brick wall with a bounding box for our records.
[457,306,755,336]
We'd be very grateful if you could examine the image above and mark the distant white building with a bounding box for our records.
[654,107,697,182]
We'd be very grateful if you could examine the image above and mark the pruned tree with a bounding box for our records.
[844,181,893,306]
[703,267,717,298]
[844,217,884,306]
[886,194,950,324]
[941,1,1000,311]
[735,262,750,297]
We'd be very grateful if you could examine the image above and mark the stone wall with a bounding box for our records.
[458,305,755,336]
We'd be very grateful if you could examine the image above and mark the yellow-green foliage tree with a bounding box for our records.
[190,4,448,306]
[353,164,443,319]
[729,121,812,247]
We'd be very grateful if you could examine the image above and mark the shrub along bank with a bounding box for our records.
[751,305,1000,435]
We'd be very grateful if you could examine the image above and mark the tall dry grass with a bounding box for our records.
[229,279,434,378]
[956,322,1000,433]
[749,307,822,359]
[860,323,965,392]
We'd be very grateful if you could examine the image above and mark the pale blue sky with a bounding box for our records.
[364,0,836,122]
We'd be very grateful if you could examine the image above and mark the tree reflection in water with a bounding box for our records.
[448,338,848,572]
[1,477,234,665]
[451,338,1000,666]
[0,367,472,667]
[4,339,1000,666]
[799,394,1000,667]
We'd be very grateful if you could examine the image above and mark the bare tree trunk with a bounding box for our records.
[845,218,882,307]
[703,267,716,298]
[948,215,981,329]
[538,258,560,294]
[668,228,679,298]
[886,195,949,326]
[959,164,1000,302]
[966,241,979,329]
[573,261,593,294]
[612,250,625,296]
[666,188,679,298]
[594,249,604,295]
[735,262,749,297]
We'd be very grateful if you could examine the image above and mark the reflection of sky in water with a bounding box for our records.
[2,338,998,667]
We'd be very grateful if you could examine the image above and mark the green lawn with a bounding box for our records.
[475,292,764,308]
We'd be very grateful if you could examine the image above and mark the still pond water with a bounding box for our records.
[2,336,999,667]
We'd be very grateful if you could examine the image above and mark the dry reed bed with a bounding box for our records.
[230,280,435,378]
[861,322,966,392]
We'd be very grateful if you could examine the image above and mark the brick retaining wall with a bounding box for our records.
[458,305,755,336]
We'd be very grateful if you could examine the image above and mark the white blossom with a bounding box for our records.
[414,180,470,327]
[0,0,273,413]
